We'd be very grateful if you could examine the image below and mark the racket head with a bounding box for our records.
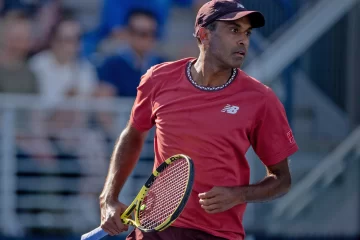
[133,154,194,232]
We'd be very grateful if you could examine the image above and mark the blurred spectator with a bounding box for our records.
[82,0,170,59]
[97,9,166,97]
[81,0,205,59]
[0,11,38,93]
[0,11,56,163]
[0,0,61,55]
[29,13,101,164]
[28,15,108,220]
[29,13,98,107]
[61,0,102,32]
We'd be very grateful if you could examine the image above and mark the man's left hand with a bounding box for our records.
[198,186,245,214]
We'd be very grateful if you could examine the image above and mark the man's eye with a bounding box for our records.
[246,31,252,36]
[231,28,239,33]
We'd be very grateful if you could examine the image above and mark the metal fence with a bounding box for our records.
[0,94,154,237]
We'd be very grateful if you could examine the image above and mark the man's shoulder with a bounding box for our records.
[29,51,52,68]
[150,57,194,77]
[237,69,272,96]
[238,70,283,106]
[137,57,193,91]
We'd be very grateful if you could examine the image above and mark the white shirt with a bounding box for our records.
[29,51,97,107]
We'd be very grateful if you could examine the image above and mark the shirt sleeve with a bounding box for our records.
[250,88,299,166]
[129,67,156,132]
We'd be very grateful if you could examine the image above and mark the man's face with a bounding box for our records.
[205,16,252,68]
[128,14,157,55]
[4,20,32,55]
[52,20,81,58]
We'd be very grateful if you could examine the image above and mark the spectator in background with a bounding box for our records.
[29,11,108,216]
[97,9,165,97]
[82,0,172,60]
[0,11,56,163]
[29,12,100,160]
[0,0,61,55]
[29,12,98,108]
[0,11,38,93]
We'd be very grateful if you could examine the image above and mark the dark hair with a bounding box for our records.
[206,21,217,31]
[125,9,159,25]
[49,8,79,42]
[59,7,76,21]
[196,21,217,44]
[3,9,31,22]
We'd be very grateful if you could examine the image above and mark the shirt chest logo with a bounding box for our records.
[221,104,239,114]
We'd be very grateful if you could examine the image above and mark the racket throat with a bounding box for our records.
[122,218,137,226]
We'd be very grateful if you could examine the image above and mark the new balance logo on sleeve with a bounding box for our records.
[221,104,239,114]
[287,130,295,144]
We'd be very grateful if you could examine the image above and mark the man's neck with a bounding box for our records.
[191,53,233,87]
[52,49,73,65]
[132,48,147,68]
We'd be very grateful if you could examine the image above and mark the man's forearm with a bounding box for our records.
[240,173,291,203]
[230,165,291,205]
[100,125,147,202]
[198,168,291,214]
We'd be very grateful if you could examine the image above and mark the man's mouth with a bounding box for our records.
[234,51,246,57]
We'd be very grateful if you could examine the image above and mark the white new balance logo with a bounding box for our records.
[221,104,239,114]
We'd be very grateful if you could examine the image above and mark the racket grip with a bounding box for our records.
[81,227,108,240]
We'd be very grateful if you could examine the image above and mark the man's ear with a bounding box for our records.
[198,27,210,46]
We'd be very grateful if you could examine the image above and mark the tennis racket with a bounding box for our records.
[81,154,194,240]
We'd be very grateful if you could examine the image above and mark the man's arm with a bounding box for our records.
[99,124,148,235]
[239,158,291,203]
[100,124,147,202]
[199,158,291,214]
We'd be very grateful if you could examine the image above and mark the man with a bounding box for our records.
[99,1,299,239]
[29,13,97,108]
[0,0,61,55]
[29,15,107,219]
[81,0,199,59]
[0,11,57,167]
[97,9,165,97]
[0,11,38,93]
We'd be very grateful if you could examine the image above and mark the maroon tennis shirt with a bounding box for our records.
[129,58,298,239]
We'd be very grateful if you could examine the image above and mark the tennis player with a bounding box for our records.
[99,0,299,239]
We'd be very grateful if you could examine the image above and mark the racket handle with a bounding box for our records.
[81,227,108,240]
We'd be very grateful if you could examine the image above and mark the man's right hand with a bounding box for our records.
[100,198,129,236]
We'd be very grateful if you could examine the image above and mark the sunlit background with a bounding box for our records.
[0,0,359,239]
